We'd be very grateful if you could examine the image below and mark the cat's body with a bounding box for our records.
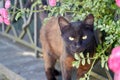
[40,14,97,80]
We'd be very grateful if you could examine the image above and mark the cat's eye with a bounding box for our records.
[69,37,75,41]
[82,35,87,40]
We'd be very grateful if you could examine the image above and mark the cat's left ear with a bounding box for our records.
[84,14,94,27]
[58,16,70,34]
[58,16,69,29]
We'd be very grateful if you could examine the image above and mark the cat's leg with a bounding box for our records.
[77,63,92,79]
[77,68,87,79]
[53,68,61,76]
[43,51,57,80]
[60,55,74,80]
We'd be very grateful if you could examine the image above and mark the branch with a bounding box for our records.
[22,7,33,29]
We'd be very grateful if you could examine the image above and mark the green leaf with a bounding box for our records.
[79,77,86,80]
[81,59,85,65]
[31,1,40,9]
[79,52,84,58]
[15,12,22,21]
[72,60,80,68]
[74,53,80,60]
[84,74,88,78]
[87,58,91,64]
[101,56,105,68]
[26,8,30,13]
[86,53,89,58]
[72,61,77,67]
[105,63,109,70]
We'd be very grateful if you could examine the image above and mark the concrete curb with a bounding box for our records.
[0,64,26,80]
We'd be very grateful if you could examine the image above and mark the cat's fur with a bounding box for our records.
[40,14,97,80]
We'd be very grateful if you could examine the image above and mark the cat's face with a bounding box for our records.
[58,14,96,55]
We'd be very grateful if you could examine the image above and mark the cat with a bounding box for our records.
[40,14,97,80]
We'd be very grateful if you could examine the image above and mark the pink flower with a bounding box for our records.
[0,0,10,25]
[0,8,8,18]
[0,16,3,23]
[116,0,120,7]
[108,46,120,73]
[49,0,56,7]
[108,46,120,80]
[5,0,11,9]
[4,18,10,25]
[0,8,10,25]
[114,73,120,80]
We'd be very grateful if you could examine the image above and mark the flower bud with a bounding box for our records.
[49,0,56,7]
[116,0,120,7]
[5,0,11,9]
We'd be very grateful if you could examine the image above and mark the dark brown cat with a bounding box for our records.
[40,14,97,80]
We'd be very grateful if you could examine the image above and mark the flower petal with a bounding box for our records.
[0,8,8,18]
[108,46,120,74]
[0,16,3,23]
[4,18,10,25]
[49,0,56,7]
[5,0,11,9]
[116,0,120,7]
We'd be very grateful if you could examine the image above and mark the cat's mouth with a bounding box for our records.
[76,47,86,53]
[70,47,86,54]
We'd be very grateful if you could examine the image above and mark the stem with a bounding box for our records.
[11,5,80,14]
[86,38,116,79]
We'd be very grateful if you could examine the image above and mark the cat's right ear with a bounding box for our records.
[84,14,94,26]
[58,16,70,33]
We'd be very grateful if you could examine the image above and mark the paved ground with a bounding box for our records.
[0,34,47,80]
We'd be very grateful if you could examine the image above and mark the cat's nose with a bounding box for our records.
[75,42,81,48]
[76,44,80,48]
[76,47,85,52]
[76,44,85,52]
